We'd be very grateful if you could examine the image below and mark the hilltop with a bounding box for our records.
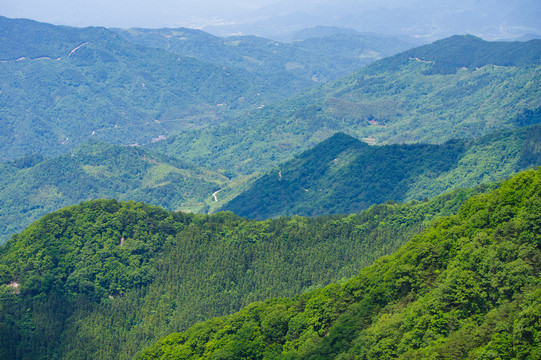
[222,125,541,219]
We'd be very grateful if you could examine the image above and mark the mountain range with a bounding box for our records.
[114,26,414,83]
[150,35,541,176]
[0,14,540,360]
[203,0,541,41]
[0,16,413,161]
[1,23,540,245]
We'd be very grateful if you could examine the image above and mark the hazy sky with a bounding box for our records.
[1,0,539,40]
[0,0,284,28]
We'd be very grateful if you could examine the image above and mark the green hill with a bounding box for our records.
[115,27,414,83]
[221,125,541,219]
[370,34,541,74]
[150,35,541,176]
[0,16,313,161]
[0,141,227,244]
[139,168,541,360]
[4,124,537,245]
[0,180,491,359]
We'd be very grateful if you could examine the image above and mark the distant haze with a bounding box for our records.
[0,0,282,28]
[1,0,540,40]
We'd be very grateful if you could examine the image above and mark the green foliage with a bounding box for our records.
[115,27,414,83]
[138,168,541,360]
[370,35,541,74]
[6,124,532,246]
[0,141,227,244]
[1,19,540,360]
[222,126,541,219]
[0,16,318,160]
[0,179,488,359]
[151,37,541,176]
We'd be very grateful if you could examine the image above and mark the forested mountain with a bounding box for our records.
[370,34,541,74]
[3,14,538,178]
[139,168,541,360]
[0,141,227,244]
[5,20,539,247]
[0,16,314,160]
[222,125,541,219]
[0,179,492,359]
[115,27,414,83]
[149,35,541,176]
[3,124,537,245]
[1,14,540,359]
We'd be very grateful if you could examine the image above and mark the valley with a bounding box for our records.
[0,11,540,360]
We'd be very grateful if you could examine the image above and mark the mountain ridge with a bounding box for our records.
[0,178,493,359]
[221,125,541,219]
[138,168,541,359]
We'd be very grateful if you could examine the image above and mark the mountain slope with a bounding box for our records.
[0,182,491,359]
[0,16,312,160]
[221,125,541,219]
[0,141,227,243]
[150,35,541,176]
[370,34,541,74]
[139,168,541,360]
[115,27,415,83]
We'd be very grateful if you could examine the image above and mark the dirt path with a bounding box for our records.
[1,42,90,62]
[212,189,222,202]
[67,42,89,57]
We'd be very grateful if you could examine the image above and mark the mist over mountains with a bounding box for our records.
[204,0,541,41]
[2,0,540,41]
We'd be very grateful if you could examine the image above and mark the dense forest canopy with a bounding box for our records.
[0,13,540,360]
[139,168,541,359]
[0,180,493,359]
